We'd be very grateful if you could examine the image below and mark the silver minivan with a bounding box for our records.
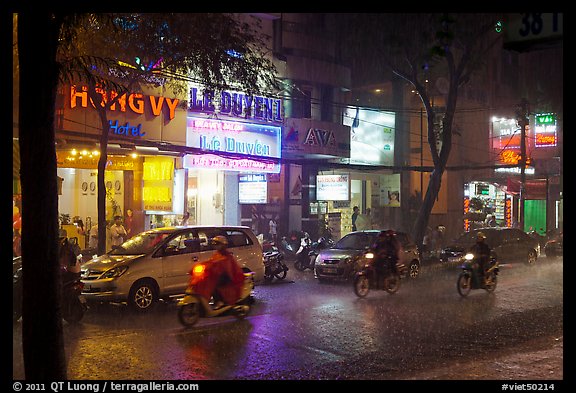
[80,225,264,311]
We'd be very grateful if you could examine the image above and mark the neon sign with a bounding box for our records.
[534,113,557,147]
[109,120,146,137]
[463,197,470,231]
[186,117,281,159]
[70,85,179,120]
[189,87,283,123]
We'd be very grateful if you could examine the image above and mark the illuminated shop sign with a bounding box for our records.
[186,117,281,158]
[183,154,279,173]
[491,117,521,150]
[189,87,283,124]
[534,113,557,147]
[463,197,470,231]
[316,174,350,201]
[184,117,281,173]
[238,174,267,204]
[143,157,174,212]
[343,107,395,165]
[109,120,146,137]
[70,85,180,120]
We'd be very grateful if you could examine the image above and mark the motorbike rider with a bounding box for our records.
[296,232,311,255]
[189,235,245,309]
[468,231,491,284]
[372,230,403,280]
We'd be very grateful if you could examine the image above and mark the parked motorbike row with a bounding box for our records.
[13,256,87,324]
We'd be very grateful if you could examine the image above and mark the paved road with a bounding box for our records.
[13,256,564,383]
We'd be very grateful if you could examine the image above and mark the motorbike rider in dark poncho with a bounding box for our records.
[468,231,491,285]
[372,230,403,282]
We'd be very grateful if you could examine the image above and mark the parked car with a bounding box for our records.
[439,227,540,265]
[544,232,563,258]
[80,225,265,312]
[314,230,421,282]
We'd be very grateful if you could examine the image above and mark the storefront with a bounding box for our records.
[463,181,512,231]
[54,83,187,241]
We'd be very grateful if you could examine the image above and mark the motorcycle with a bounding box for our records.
[13,259,87,324]
[295,236,334,271]
[60,268,88,323]
[177,262,255,327]
[294,234,314,271]
[456,252,499,297]
[263,241,289,282]
[13,257,23,323]
[353,251,405,298]
[279,231,302,261]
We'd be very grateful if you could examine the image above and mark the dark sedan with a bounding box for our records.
[313,230,421,282]
[544,232,563,258]
[440,227,540,265]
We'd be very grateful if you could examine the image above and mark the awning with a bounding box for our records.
[505,178,548,200]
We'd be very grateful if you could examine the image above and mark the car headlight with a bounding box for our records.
[100,266,129,279]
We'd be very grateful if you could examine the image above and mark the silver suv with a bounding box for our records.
[81,225,264,311]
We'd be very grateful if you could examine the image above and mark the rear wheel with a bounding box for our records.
[63,298,86,324]
[353,274,370,298]
[457,273,472,297]
[383,272,401,294]
[178,302,201,327]
[408,260,420,278]
[274,268,287,280]
[294,259,306,271]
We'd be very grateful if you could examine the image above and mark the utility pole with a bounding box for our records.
[517,99,529,231]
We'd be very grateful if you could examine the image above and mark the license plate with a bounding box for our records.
[448,257,461,263]
[322,267,337,274]
[83,284,91,291]
[79,296,87,303]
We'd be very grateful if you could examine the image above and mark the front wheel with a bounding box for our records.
[128,280,158,312]
[457,273,472,297]
[383,272,401,294]
[233,304,250,320]
[353,274,370,298]
[484,273,498,293]
[178,302,201,327]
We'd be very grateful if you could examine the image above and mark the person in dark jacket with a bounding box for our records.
[468,231,491,284]
[372,230,403,279]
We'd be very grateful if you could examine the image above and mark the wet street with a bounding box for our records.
[13,256,563,381]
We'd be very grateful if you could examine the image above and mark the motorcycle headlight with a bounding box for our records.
[365,252,374,259]
[100,265,129,279]
[464,253,474,261]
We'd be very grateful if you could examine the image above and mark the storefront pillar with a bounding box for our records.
[301,164,318,239]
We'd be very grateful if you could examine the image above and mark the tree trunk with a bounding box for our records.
[17,13,67,379]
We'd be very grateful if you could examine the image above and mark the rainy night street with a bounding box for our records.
[13,257,563,381]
